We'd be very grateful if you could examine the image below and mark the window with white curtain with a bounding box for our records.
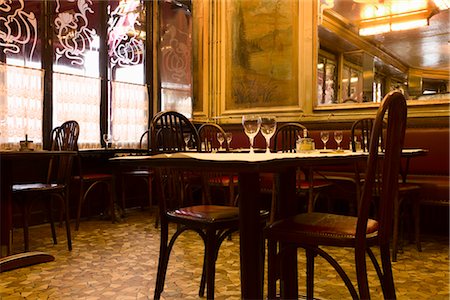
[53,72,101,148]
[0,64,43,150]
[111,81,148,149]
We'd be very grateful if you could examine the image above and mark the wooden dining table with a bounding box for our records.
[111,150,367,299]
[0,150,76,272]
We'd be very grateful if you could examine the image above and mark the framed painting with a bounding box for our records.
[221,0,301,115]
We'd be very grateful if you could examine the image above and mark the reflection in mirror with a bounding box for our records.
[316,0,449,106]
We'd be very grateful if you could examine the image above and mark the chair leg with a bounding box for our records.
[154,224,169,300]
[21,200,30,252]
[267,239,278,299]
[306,248,315,300]
[205,228,216,300]
[46,198,57,245]
[76,182,84,231]
[392,194,401,262]
[413,199,422,252]
[355,246,370,299]
[380,243,396,299]
[63,194,72,251]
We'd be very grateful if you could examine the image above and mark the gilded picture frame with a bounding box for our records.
[221,0,302,117]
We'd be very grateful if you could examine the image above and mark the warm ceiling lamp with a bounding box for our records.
[357,0,441,36]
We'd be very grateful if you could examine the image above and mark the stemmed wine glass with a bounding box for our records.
[217,132,225,151]
[183,133,191,150]
[260,115,277,153]
[103,133,112,149]
[334,130,343,150]
[320,131,329,150]
[225,132,233,149]
[242,115,261,154]
[112,134,120,149]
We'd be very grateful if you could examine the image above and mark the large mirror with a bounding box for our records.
[316,0,449,106]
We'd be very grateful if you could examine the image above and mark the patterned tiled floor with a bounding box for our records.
[1,208,448,299]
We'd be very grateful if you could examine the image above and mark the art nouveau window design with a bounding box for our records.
[51,0,149,148]
[159,0,193,118]
[0,0,42,149]
[108,0,148,146]
[51,0,101,148]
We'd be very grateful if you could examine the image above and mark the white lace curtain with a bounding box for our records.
[111,81,148,149]
[0,64,43,150]
[53,72,101,149]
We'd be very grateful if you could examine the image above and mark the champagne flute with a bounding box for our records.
[260,115,277,153]
[242,115,261,154]
[225,132,233,149]
[183,133,191,150]
[334,130,343,150]
[102,133,112,149]
[217,132,225,151]
[320,131,329,150]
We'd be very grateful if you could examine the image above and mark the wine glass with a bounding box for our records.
[225,132,233,149]
[217,132,225,151]
[320,131,329,150]
[183,133,191,150]
[260,115,277,153]
[334,130,343,150]
[242,115,261,154]
[102,133,112,149]
[112,134,120,149]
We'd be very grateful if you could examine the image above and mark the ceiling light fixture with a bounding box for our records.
[357,0,439,36]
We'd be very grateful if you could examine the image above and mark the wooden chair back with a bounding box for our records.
[139,129,150,149]
[351,118,386,152]
[150,111,200,153]
[357,91,407,245]
[48,120,79,185]
[273,123,307,153]
[198,123,229,152]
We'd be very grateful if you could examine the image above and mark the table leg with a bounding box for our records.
[277,167,299,298]
[238,171,263,299]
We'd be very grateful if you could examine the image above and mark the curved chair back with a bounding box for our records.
[198,123,229,152]
[357,91,407,245]
[139,129,150,149]
[351,118,386,152]
[48,120,79,184]
[150,111,200,153]
[273,123,307,153]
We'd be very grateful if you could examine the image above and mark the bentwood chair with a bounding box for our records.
[269,123,333,217]
[12,120,78,251]
[152,111,267,299]
[265,91,407,299]
[73,123,115,231]
[351,117,421,261]
[151,110,202,204]
[198,123,238,206]
[119,130,158,227]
